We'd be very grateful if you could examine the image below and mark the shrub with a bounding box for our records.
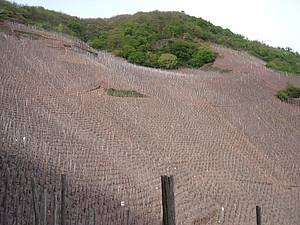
[276,90,289,101]
[161,40,197,66]
[158,53,178,69]
[106,88,145,97]
[120,44,136,58]
[67,19,83,38]
[276,83,300,101]
[90,37,107,50]
[144,52,159,67]
[188,46,216,67]
[162,23,184,38]
[127,51,146,65]
[159,41,216,68]
[0,9,10,20]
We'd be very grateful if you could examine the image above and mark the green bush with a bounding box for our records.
[107,88,144,97]
[276,90,289,101]
[188,46,216,67]
[161,40,197,66]
[158,40,215,68]
[144,52,159,67]
[158,53,178,69]
[162,23,184,38]
[90,36,107,49]
[127,51,146,65]
[0,9,10,20]
[276,83,300,101]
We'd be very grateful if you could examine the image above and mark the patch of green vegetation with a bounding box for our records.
[158,40,216,68]
[276,83,300,101]
[201,64,232,73]
[0,24,9,32]
[158,53,178,69]
[106,88,145,97]
[1,0,300,74]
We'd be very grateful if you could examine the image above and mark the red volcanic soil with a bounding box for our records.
[0,23,300,225]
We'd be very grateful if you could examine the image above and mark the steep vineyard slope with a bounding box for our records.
[0,23,300,225]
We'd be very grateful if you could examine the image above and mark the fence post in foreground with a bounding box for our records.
[3,171,8,225]
[61,174,66,225]
[53,192,58,225]
[31,178,40,225]
[43,188,47,225]
[256,206,261,225]
[161,175,176,225]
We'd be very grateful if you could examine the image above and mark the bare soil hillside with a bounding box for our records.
[1,22,300,225]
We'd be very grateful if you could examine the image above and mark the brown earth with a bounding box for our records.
[0,23,300,225]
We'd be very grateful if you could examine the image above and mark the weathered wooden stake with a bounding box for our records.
[161,175,176,225]
[3,171,8,225]
[15,203,19,225]
[31,178,40,225]
[126,209,131,225]
[92,208,96,225]
[61,174,67,225]
[256,206,262,225]
[43,188,47,225]
[86,208,89,225]
[53,192,57,225]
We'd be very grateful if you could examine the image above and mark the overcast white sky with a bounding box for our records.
[11,0,300,52]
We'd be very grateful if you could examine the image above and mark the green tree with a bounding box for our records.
[67,19,83,38]
[161,40,197,66]
[144,52,159,67]
[127,51,146,65]
[188,46,216,67]
[162,23,184,38]
[158,53,178,69]
[0,9,11,20]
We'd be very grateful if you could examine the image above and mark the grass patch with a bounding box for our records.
[276,83,300,101]
[106,88,145,97]
[0,24,9,32]
[201,63,232,73]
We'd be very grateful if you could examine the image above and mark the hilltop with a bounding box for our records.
[1,0,300,74]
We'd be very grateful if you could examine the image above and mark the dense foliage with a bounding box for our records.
[88,22,216,68]
[106,88,145,97]
[1,0,300,74]
[276,83,300,101]
[158,53,178,69]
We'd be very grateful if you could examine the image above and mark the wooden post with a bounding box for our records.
[86,208,89,225]
[3,171,8,225]
[31,178,40,225]
[126,209,131,225]
[256,206,262,225]
[169,176,175,224]
[15,202,19,225]
[53,192,57,225]
[92,208,96,225]
[161,175,176,225]
[161,176,167,225]
[61,174,67,225]
[43,188,47,225]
